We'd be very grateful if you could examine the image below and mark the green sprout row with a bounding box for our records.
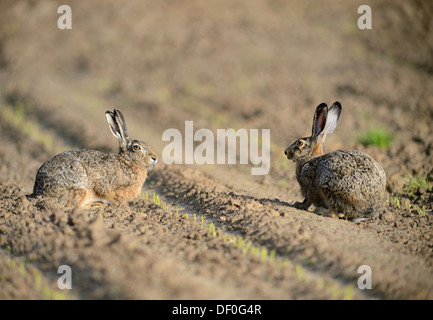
[0,102,57,153]
[142,191,283,264]
[4,257,69,300]
[387,194,427,216]
[141,190,357,299]
[404,174,432,197]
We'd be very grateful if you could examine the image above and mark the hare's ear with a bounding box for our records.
[105,109,129,151]
[312,103,328,138]
[106,111,121,140]
[113,109,130,140]
[323,101,341,135]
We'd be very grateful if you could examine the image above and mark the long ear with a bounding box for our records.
[312,103,328,138]
[323,101,341,136]
[106,111,120,139]
[113,109,130,140]
[105,109,129,151]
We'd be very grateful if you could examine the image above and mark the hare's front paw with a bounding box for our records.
[294,199,311,210]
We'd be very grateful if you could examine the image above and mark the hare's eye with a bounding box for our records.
[133,145,141,151]
[296,141,304,148]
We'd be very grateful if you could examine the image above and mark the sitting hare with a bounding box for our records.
[284,102,386,222]
[33,109,157,211]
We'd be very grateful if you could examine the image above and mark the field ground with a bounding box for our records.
[0,0,432,299]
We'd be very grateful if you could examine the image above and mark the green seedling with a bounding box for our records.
[208,223,216,237]
[34,270,42,289]
[393,196,400,209]
[18,261,26,276]
[343,285,354,300]
[414,205,426,216]
[269,248,276,263]
[296,264,304,280]
[260,247,268,262]
[358,127,393,149]
[404,174,432,197]
[236,236,244,248]
[330,285,341,300]
[242,241,252,255]
[4,255,69,300]
[43,287,52,300]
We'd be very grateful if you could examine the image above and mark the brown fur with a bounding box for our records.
[311,137,324,156]
[33,110,157,212]
[285,102,386,221]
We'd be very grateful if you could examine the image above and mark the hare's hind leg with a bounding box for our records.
[102,191,134,213]
[314,207,340,219]
[112,199,134,214]
[72,189,115,208]
[294,198,311,210]
[66,188,90,208]
[317,189,345,219]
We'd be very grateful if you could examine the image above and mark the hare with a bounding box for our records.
[284,101,386,222]
[32,109,158,212]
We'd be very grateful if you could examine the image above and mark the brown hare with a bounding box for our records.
[33,109,157,212]
[285,102,386,222]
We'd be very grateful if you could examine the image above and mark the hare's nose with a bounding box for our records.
[284,150,288,156]
[151,156,158,164]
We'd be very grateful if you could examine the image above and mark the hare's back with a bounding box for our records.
[33,150,106,196]
[314,149,386,196]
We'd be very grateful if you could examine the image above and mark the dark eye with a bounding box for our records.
[296,141,304,147]
[133,145,141,151]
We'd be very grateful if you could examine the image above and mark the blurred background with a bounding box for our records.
[0,0,432,202]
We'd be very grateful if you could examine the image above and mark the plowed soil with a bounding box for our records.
[0,0,432,300]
